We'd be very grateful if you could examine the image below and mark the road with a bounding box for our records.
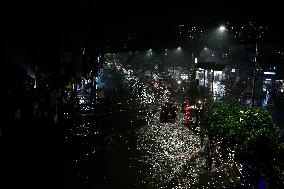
[63,67,243,188]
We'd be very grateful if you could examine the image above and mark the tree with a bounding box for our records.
[204,100,243,143]
[236,108,279,176]
[205,100,280,184]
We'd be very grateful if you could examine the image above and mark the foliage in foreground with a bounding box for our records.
[204,100,281,179]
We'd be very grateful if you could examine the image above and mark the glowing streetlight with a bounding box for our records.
[147,48,153,56]
[219,25,226,32]
[164,49,168,55]
[216,25,228,58]
[175,46,182,54]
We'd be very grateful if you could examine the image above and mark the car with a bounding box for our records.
[160,102,177,123]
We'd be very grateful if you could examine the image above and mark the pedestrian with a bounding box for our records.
[200,130,204,147]
[206,147,213,171]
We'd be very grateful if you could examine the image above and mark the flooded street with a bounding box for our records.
[63,67,242,188]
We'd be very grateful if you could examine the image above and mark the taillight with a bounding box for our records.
[184,104,190,111]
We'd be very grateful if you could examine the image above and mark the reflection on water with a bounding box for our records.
[64,68,243,188]
[137,121,206,188]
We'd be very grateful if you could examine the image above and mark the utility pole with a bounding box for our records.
[204,69,206,101]
[251,43,258,107]
[212,69,214,99]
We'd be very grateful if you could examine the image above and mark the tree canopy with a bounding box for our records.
[205,100,279,177]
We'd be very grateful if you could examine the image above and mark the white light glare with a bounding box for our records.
[263,72,275,75]
[219,26,226,32]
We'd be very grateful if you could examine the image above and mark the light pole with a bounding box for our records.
[161,49,168,77]
[210,69,214,98]
[173,46,182,78]
[213,25,229,63]
[147,48,154,75]
[251,43,258,107]
[218,25,226,59]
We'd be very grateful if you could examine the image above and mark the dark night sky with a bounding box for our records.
[4,0,284,51]
[3,0,284,78]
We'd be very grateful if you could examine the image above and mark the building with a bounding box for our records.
[195,62,226,100]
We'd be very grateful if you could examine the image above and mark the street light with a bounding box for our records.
[164,49,168,55]
[217,25,227,59]
[201,47,216,61]
[219,25,226,32]
[147,48,153,56]
[251,43,258,107]
[176,46,182,53]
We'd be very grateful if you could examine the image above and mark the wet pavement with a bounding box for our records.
[63,67,243,188]
[63,68,154,188]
